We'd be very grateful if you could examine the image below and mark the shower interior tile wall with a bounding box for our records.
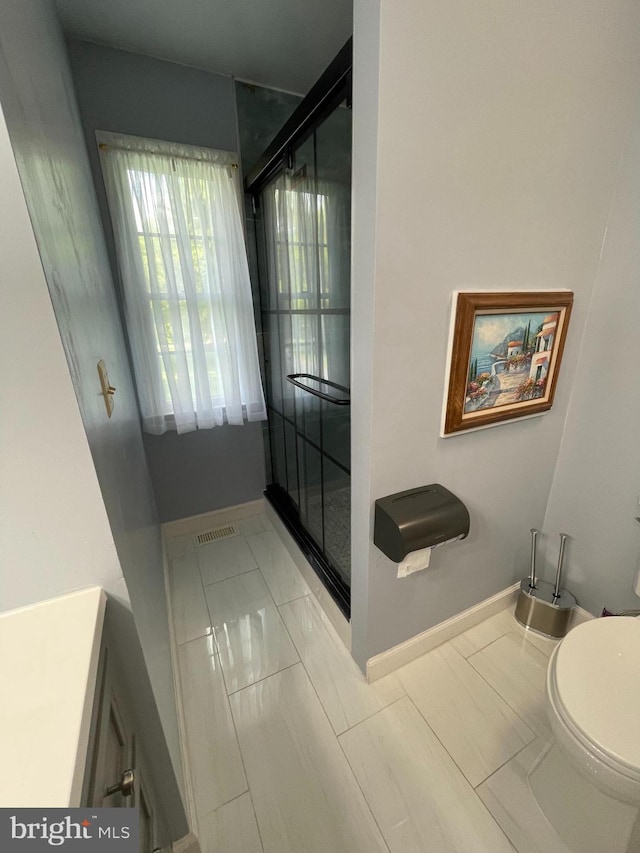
[166,511,570,853]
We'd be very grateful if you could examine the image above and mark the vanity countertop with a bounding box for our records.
[0,586,106,807]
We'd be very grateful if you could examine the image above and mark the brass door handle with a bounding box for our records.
[106,768,135,798]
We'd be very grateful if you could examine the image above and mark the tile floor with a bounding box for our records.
[167,511,570,853]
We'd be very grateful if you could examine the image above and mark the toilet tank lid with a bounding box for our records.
[554,616,640,770]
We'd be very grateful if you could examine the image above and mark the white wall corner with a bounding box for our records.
[350,0,383,672]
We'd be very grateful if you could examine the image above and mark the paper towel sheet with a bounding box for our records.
[397,546,432,578]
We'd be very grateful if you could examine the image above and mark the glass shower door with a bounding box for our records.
[258,103,352,613]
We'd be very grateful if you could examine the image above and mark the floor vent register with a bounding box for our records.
[194,525,238,546]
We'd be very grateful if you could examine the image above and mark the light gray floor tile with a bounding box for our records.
[229,664,388,853]
[197,535,257,586]
[396,641,534,786]
[453,607,560,661]
[478,741,571,853]
[170,553,211,645]
[171,532,567,853]
[339,696,514,853]
[247,530,311,604]
[234,515,270,537]
[520,628,559,658]
[205,570,299,693]
[197,792,263,853]
[280,594,404,734]
[177,637,247,818]
[451,609,517,658]
[166,534,195,560]
[469,632,553,741]
[258,512,273,530]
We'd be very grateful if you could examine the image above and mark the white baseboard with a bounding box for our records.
[172,832,202,853]
[569,604,594,627]
[264,501,352,651]
[162,536,200,845]
[366,584,596,682]
[161,498,265,540]
[366,583,521,682]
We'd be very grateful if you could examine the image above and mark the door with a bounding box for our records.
[84,645,164,853]
[258,98,352,614]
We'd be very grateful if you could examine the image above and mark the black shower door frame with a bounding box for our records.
[246,39,352,618]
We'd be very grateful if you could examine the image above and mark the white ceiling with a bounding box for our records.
[55,0,353,95]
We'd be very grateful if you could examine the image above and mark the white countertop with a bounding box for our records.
[0,586,106,807]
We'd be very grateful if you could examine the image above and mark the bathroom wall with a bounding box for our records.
[67,39,266,521]
[542,100,640,616]
[235,80,303,492]
[0,109,187,842]
[0,101,121,615]
[351,0,640,668]
[236,80,302,176]
[0,0,182,783]
[143,424,266,520]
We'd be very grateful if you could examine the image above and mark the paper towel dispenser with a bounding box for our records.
[374,484,470,562]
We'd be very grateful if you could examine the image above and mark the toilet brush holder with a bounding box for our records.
[514,578,576,638]
[515,530,576,639]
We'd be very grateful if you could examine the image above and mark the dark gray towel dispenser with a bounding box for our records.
[374,484,470,562]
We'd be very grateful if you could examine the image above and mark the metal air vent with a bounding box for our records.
[194,525,238,546]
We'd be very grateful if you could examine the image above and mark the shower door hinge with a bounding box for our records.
[251,195,259,214]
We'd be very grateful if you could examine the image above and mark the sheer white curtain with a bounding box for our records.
[98,131,266,434]
[263,171,350,412]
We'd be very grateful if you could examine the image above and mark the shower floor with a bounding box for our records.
[306,486,351,583]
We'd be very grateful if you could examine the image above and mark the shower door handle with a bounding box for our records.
[286,374,350,406]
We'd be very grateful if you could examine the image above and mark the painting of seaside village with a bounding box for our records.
[465,311,559,414]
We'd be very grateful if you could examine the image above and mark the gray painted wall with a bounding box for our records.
[67,39,266,522]
[351,0,640,669]
[236,80,302,175]
[235,80,303,498]
[0,118,185,839]
[0,0,184,799]
[541,103,640,616]
[144,421,267,521]
[0,101,122,623]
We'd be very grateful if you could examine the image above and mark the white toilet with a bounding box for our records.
[528,616,640,853]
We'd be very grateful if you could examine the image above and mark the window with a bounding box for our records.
[263,172,350,383]
[274,185,329,310]
[98,131,266,435]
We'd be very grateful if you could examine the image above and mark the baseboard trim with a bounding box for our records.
[366,585,595,682]
[161,499,265,539]
[366,583,521,682]
[161,540,199,842]
[569,603,594,627]
[172,832,202,853]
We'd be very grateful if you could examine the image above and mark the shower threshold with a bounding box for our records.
[264,485,351,619]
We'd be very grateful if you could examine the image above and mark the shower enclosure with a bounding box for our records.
[245,40,352,616]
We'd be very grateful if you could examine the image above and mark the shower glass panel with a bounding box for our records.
[256,100,352,616]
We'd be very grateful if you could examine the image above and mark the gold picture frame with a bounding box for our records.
[442,291,573,436]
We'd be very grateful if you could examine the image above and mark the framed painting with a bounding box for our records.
[442,291,573,436]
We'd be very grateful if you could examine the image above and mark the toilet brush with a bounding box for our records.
[528,527,539,590]
[515,531,576,638]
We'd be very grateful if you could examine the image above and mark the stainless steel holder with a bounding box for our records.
[515,531,576,639]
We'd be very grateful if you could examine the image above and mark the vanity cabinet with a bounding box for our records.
[82,637,164,852]
[0,586,175,853]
